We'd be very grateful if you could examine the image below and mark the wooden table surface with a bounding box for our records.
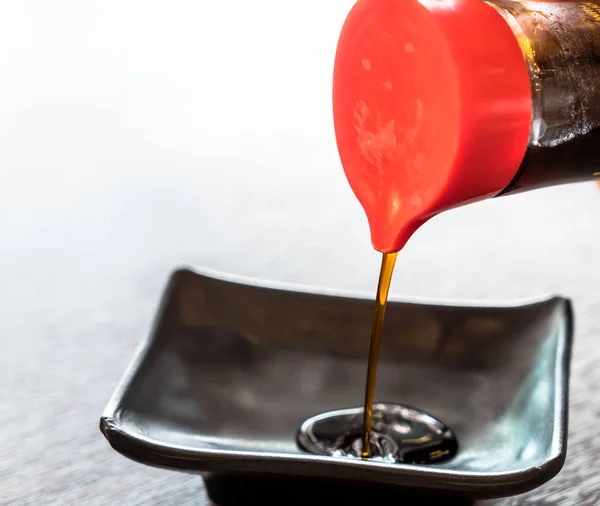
[1,2,600,504]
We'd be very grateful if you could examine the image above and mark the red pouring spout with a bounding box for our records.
[333,0,533,253]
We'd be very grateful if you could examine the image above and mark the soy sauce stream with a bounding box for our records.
[361,252,397,459]
[296,250,457,464]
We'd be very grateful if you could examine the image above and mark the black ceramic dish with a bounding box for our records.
[100,268,573,502]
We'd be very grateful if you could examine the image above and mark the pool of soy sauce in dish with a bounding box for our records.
[297,402,458,464]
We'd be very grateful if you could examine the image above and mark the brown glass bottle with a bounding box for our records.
[489,0,600,195]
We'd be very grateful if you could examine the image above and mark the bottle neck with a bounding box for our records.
[487,0,600,195]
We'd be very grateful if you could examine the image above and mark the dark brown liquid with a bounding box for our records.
[501,127,600,195]
[361,252,397,458]
[296,251,458,465]
[296,403,458,464]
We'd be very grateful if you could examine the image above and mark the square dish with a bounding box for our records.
[100,268,573,500]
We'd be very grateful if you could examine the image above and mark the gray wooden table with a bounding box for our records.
[1,1,600,504]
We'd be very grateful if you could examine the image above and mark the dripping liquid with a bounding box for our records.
[295,253,458,464]
[361,252,397,458]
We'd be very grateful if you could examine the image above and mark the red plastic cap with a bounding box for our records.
[333,0,532,253]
